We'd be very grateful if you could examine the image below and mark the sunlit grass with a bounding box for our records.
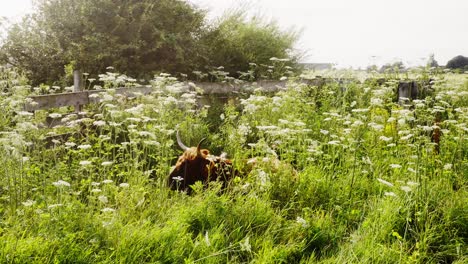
[0,66,467,263]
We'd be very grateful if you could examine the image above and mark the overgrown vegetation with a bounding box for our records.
[0,0,300,85]
[0,65,467,263]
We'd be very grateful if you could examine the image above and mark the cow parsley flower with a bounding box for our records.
[48,113,62,119]
[407,181,419,187]
[48,204,63,209]
[78,144,92,150]
[377,178,394,187]
[400,186,412,193]
[119,183,130,188]
[101,161,113,166]
[379,136,393,142]
[328,140,341,145]
[98,195,108,204]
[79,160,92,166]
[53,180,71,187]
[93,120,106,127]
[22,200,36,207]
[172,176,184,182]
[296,216,309,228]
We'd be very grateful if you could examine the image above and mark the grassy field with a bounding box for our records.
[0,67,467,263]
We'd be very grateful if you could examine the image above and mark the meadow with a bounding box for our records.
[0,66,467,263]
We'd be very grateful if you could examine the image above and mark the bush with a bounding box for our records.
[446,55,468,70]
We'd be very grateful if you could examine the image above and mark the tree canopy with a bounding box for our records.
[446,55,468,70]
[0,0,301,85]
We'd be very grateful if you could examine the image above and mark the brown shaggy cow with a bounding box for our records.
[167,131,236,193]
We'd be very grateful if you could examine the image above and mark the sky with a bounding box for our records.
[1,0,467,68]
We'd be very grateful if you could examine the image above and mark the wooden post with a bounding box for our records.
[73,70,83,112]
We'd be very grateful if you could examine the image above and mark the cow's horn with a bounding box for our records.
[176,131,189,151]
[196,138,207,157]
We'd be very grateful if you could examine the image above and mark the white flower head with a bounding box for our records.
[101,161,114,166]
[101,207,115,213]
[377,178,394,187]
[390,164,402,169]
[119,183,130,188]
[53,180,71,187]
[98,195,108,204]
[78,144,92,150]
[22,200,36,207]
[443,163,453,170]
[79,160,92,166]
[400,186,412,193]
[296,216,309,228]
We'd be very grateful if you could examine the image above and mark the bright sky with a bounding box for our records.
[1,0,467,68]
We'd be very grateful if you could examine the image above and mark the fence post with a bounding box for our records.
[73,70,83,112]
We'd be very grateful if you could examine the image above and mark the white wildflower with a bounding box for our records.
[48,204,63,209]
[48,113,62,119]
[240,236,251,252]
[407,181,419,187]
[65,142,76,148]
[53,180,71,187]
[172,176,184,182]
[102,179,113,184]
[296,216,309,228]
[377,178,394,187]
[101,161,114,166]
[101,208,115,213]
[400,186,412,193]
[384,192,397,197]
[93,120,106,127]
[79,160,92,166]
[22,200,36,207]
[78,144,92,150]
[443,163,453,170]
[98,195,108,204]
[119,183,130,188]
[379,136,393,142]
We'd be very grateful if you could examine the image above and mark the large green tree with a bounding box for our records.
[1,0,301,85]
[2,0,206,84]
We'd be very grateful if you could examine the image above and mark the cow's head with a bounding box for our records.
[168,131,234,192]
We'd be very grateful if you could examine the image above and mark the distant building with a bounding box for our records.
[299,63,334,70]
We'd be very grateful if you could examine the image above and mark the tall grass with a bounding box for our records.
[0,67,467,263]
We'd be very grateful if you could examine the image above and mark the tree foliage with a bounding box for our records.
[446,55,468,70]
[199,10,301,79]
[0,0,301,85]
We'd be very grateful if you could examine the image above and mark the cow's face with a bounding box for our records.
[169,147,213,189]
[168,132,213,191]
[168,131,237,192]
